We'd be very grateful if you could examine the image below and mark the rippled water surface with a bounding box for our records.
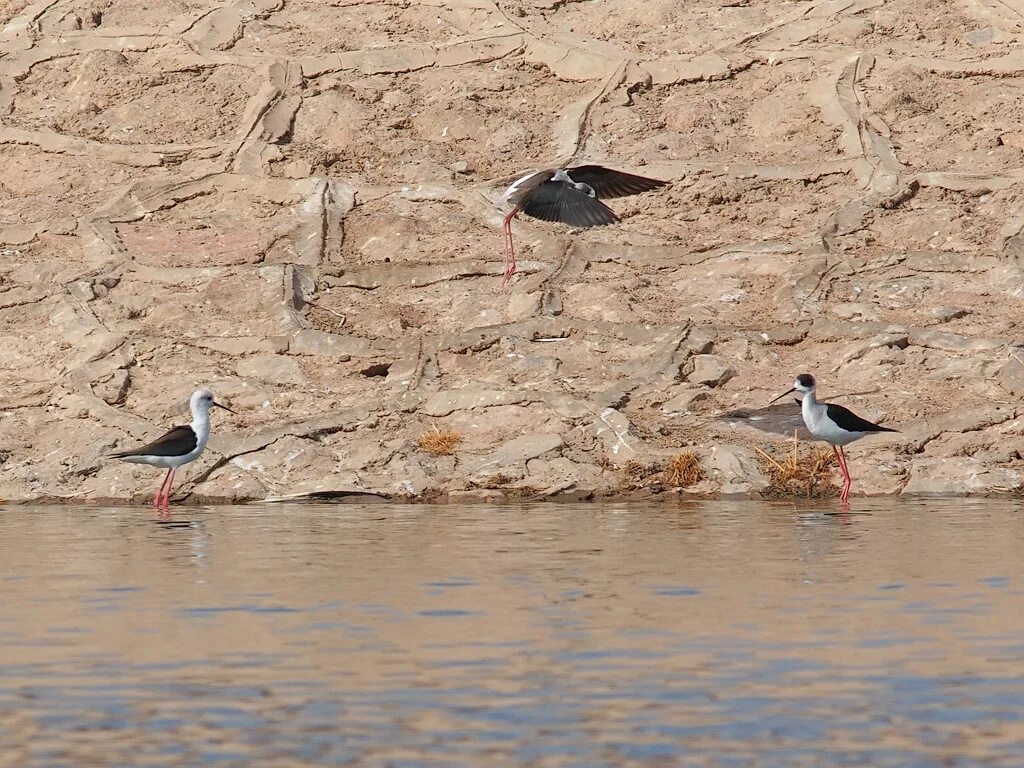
[2,500,1024,766]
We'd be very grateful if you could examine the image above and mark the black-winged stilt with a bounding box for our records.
[109,388,235,510]
[499,165,667,284]
[769,373,897,502]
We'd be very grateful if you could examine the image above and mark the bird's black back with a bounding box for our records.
[110,425,198,458]
[825,403,897,434]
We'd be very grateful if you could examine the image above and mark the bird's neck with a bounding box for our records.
[191,409,212,447]
[801,389,819,416]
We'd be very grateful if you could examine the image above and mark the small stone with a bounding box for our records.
[687,354,736,388]
[450,160,470,174]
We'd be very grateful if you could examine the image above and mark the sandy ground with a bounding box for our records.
[2,0,1024,502]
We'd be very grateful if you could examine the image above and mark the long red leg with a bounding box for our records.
[161,468,177,508]
[502,208,519,286]
[837,446,852,502]
[153,469,172,508]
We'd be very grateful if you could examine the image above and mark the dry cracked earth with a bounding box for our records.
[3,0,1024,504]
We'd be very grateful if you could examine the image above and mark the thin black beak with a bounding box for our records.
[767,387,796,406]
[213,401,236,414]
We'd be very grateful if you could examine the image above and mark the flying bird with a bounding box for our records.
[110,388,234,511]
[499,165,667,284]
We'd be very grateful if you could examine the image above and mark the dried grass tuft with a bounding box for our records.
[417,428,463,456]
[663,451,705,488]
[755,432,839,499]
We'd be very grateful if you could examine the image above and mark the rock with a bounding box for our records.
[189,466,270,502]
[420,389,528,417]
[288,329,372,358]
[548,395,592,420]
[965,27,995,46]
[755,322,810,346]
[845,457,908,496]
[379,456,435,498]
[508,355,560,383]
[932,306,969,322]
[448,489,506,502]
[473,434,563,474]
[683,328,716,354]
[193,336,289,355]
[834,333,909,368]
[809,318,905,341]
[659,387,707,415]
[67,280,95,301]
[398,184,459,202]
[236,354,308,385]
[95,369,131,405]
[526,457,601,496]
[908,328,1004,353]
[996,355,1024,398]
[687,354,736,388]
[594,408,642,458]
[832,302,880,321]
[705,445,768,495]
[902,458,1023,496]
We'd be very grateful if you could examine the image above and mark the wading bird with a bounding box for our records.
[110,388,234,510]
[770,373,897,503]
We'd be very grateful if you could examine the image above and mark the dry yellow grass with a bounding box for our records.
[663,451,705,488]
[417,428,463,456]
[755,433,839,499]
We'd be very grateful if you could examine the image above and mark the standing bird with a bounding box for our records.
[499,165,667,284]
[110,388,235,510]
[769,373,897,503]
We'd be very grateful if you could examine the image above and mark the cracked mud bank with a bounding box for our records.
[3,0,1024,503]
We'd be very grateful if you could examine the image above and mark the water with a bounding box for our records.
[2,500,1024,766]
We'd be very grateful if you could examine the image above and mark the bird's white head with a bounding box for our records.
[793,373,816,394]
[189,388,235,419]
[768,372,817,405]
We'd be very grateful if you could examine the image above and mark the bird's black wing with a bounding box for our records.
[825,403,897,433]
[566,165,668,199]
[519,180,618,228]
[505,170,554,208]
[110,425,198,458]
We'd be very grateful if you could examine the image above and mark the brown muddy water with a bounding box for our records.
[1,500,1024,767]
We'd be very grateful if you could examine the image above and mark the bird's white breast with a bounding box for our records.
[802,401,865,446]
